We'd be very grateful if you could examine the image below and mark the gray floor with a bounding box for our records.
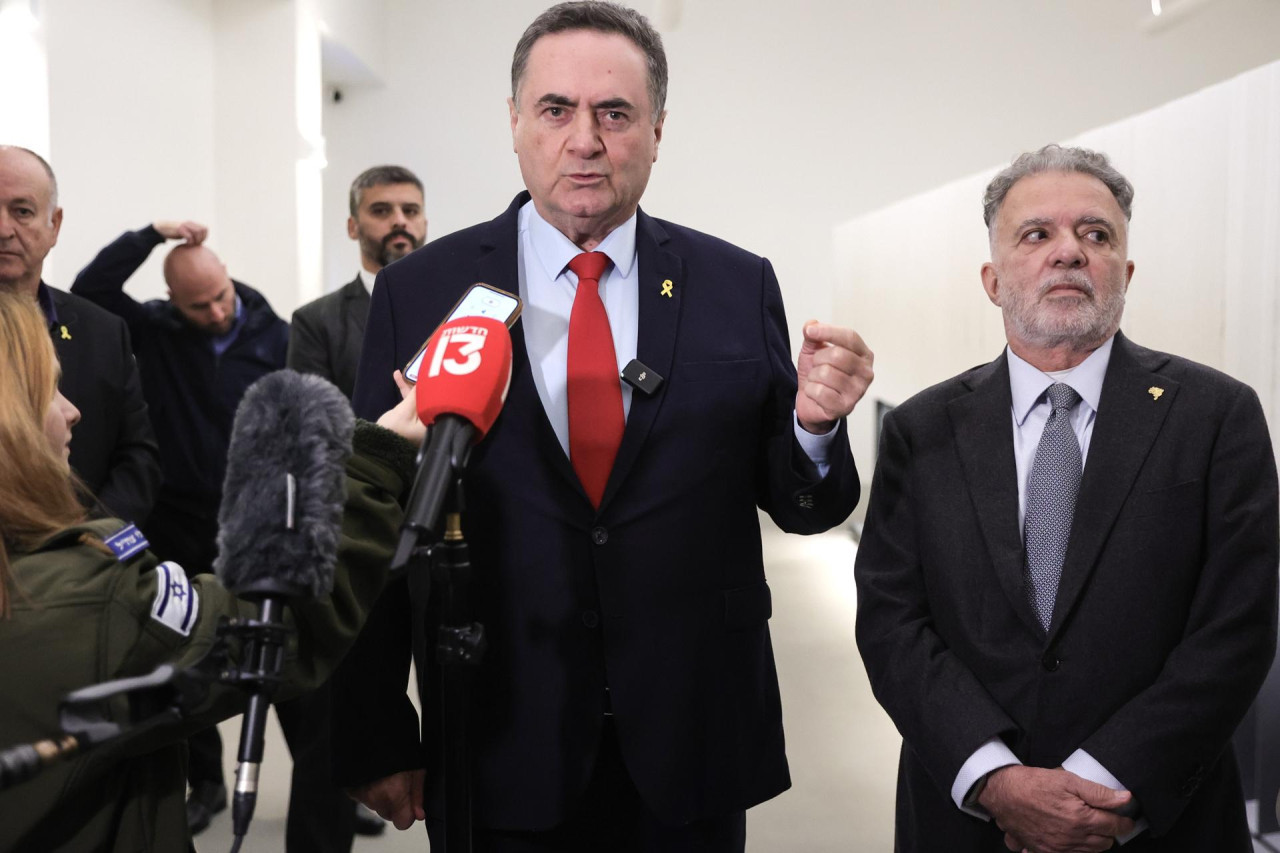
[196,518,1279,852]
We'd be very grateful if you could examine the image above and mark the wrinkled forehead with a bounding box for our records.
[0,149,55,207]
[1001,171,1125,226]
[518,29,652,112]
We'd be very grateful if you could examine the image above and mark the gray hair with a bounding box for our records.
[982,144,1133,230]
[0,146,58,216]
[511,1,668,121]
[348,165,423,217]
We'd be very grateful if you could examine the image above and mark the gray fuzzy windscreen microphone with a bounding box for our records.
[214,370,355,600]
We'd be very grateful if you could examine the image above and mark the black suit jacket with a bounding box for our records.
[46,285,161,524]
[855,332,1278,852]
[332,193,861,829]
[288,275,370,399]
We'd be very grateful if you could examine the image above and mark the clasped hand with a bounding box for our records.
[347,769,425,830]
[978,765,1136,853]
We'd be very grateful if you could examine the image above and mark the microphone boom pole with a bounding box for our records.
[396,316,512,853]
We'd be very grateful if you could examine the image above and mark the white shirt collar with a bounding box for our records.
[357,266,376,296]
[1007,334,1115,426]
[525,203,638,284]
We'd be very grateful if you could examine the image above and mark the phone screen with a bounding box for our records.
[403,284,522,383]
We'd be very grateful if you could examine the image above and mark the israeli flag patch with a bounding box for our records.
[104,523,149,562]
[150,561,200,637]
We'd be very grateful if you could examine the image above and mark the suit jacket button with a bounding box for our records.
[1041,654,1060,672]
[591,527,608,545]
[582,610,599,628]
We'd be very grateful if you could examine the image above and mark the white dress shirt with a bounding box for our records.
[515,200,834,471]
[952,335,1147,843]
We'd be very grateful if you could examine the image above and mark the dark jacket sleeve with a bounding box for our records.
[351,269,401,421]
[288,302,335,382]
[754,258,860,534]
[92,320,161,524]
[333,277,425,786]
[69,226,165,334]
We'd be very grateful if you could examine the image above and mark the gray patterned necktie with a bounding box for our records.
[1024,382,1083,631]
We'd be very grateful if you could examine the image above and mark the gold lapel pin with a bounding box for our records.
[660,279,673,298]
[1148,386,1164,401]
[59,325,72,340]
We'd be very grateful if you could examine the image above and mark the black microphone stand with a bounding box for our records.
[223,598,292,851]
[394,427,486,853]
[434,491,486,853]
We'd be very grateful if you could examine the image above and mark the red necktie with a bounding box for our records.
[567,251,624,508]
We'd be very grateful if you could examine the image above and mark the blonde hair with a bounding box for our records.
[0,291,86,616]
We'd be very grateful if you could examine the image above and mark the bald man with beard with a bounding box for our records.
[71,221,289,834]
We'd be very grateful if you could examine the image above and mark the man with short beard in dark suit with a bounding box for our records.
[855,144,1278,853]
[289,165,427,399]
[281,164,427,847]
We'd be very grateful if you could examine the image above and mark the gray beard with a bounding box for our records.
[1004,271,1125,351]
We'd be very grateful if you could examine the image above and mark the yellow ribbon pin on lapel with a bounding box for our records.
[660,280,673,298]
[1148,386,1164,401]
[59,325,71,340]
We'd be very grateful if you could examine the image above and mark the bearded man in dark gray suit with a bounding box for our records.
[288,165,427,398]
[279,164,426,848]
[856,144,1278,853]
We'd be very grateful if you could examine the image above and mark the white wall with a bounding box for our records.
[318,0,387,84]
[319,0,1280,347]
[833,60,1280,508]
[320,0,528,291]
[42,0,216,296]
[0,0,51,158]
[212,0,326,312]
[36,0,323,313]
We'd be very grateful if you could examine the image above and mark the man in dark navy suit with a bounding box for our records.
[331,2,873,850]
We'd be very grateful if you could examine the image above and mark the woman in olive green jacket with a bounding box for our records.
[0,291,422,852]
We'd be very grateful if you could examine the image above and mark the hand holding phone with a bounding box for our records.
[403,283,522,384]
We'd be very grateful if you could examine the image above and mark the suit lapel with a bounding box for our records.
[50,289,76,331]
[1048,332,1176,640]
[599,210,683,510]
[343,278,371,374]
[343,276,370,337]
[949,354,1045,636]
